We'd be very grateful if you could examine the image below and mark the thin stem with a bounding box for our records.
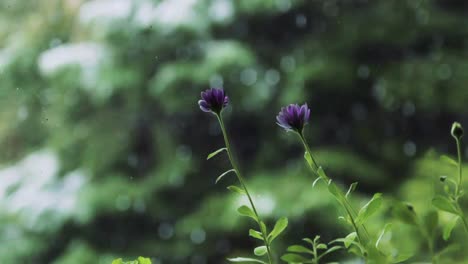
[454,138,468,234]
[297,131,370,245]
[216,113,274,264]
[455,138,462,198]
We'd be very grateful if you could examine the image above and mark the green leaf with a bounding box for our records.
[216,169,236,184]
[254,246,267,256]
[267,217,288,243]
[440,155,458,167]
[316,243,327,250]
[375,223,392,250]
[345,182,358,198]
[249,229,264,240]
[137,257,152,264]
[391,202,418,226]
[287,245,313,254]
[302,238,314,246]
[112,258,151,264]
[436,243,461,257]
[343,232,357,248]
[259,221,267,234]
[227,185,246,195]
[321,246,342,257]
[207,147,227,160]
[391,253,413,263]
[313,235,320,244]
[356,193,382,224]
[281,253,310,263]
[432,195,459,215]
[443,216,459,240]
[237,205,258,221]
[228,257,266,263]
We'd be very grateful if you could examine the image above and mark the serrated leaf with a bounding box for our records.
[216,169,236,184]
[227,185,246,195]
[207,148,227,160]
[432,195,459,215]
[440,155,458,166]
[287,245,313,254]
[346,182,358,198]
[375,223,392,250]
[254,246,267,256]
[237,205,258,221]
[281,253,310,263]
[443,216,459,240]
[249,229,264,240]
[228,257,266,263]
[268,217,288,243]
[356,193,382,224]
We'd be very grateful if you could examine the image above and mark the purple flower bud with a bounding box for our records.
[198,88,229,114]
[276,103,310,132]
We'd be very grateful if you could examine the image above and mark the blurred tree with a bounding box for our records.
[0,0,467,263]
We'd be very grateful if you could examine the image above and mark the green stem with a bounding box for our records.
[216,113,274,264]
[455,138,462,198]
[297,132,370,246]
[454,138,468,234]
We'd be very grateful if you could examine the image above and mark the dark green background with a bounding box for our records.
[0,0,467,263]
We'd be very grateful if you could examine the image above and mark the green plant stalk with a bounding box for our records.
[297,132,370,246]
[311,241,318,264]
[216,113,274,264]
[454,138,468,233]
[455,138,462,198]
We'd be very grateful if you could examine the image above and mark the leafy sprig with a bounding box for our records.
[432,122,468,234]
[207,112,288,264]
[281,235,342,264]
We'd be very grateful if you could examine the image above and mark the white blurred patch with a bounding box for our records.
[38,42,105,76]
[80,0,206,31]
[79,0,133,24]
[38,42,107,89]
[0,151,87,230]
[235,193,276,216]
[209,0,234,23]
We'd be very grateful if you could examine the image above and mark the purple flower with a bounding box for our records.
[276,103,310,132]
[198,88,229,114]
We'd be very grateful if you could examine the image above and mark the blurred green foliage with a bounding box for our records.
[0,0,467,263]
